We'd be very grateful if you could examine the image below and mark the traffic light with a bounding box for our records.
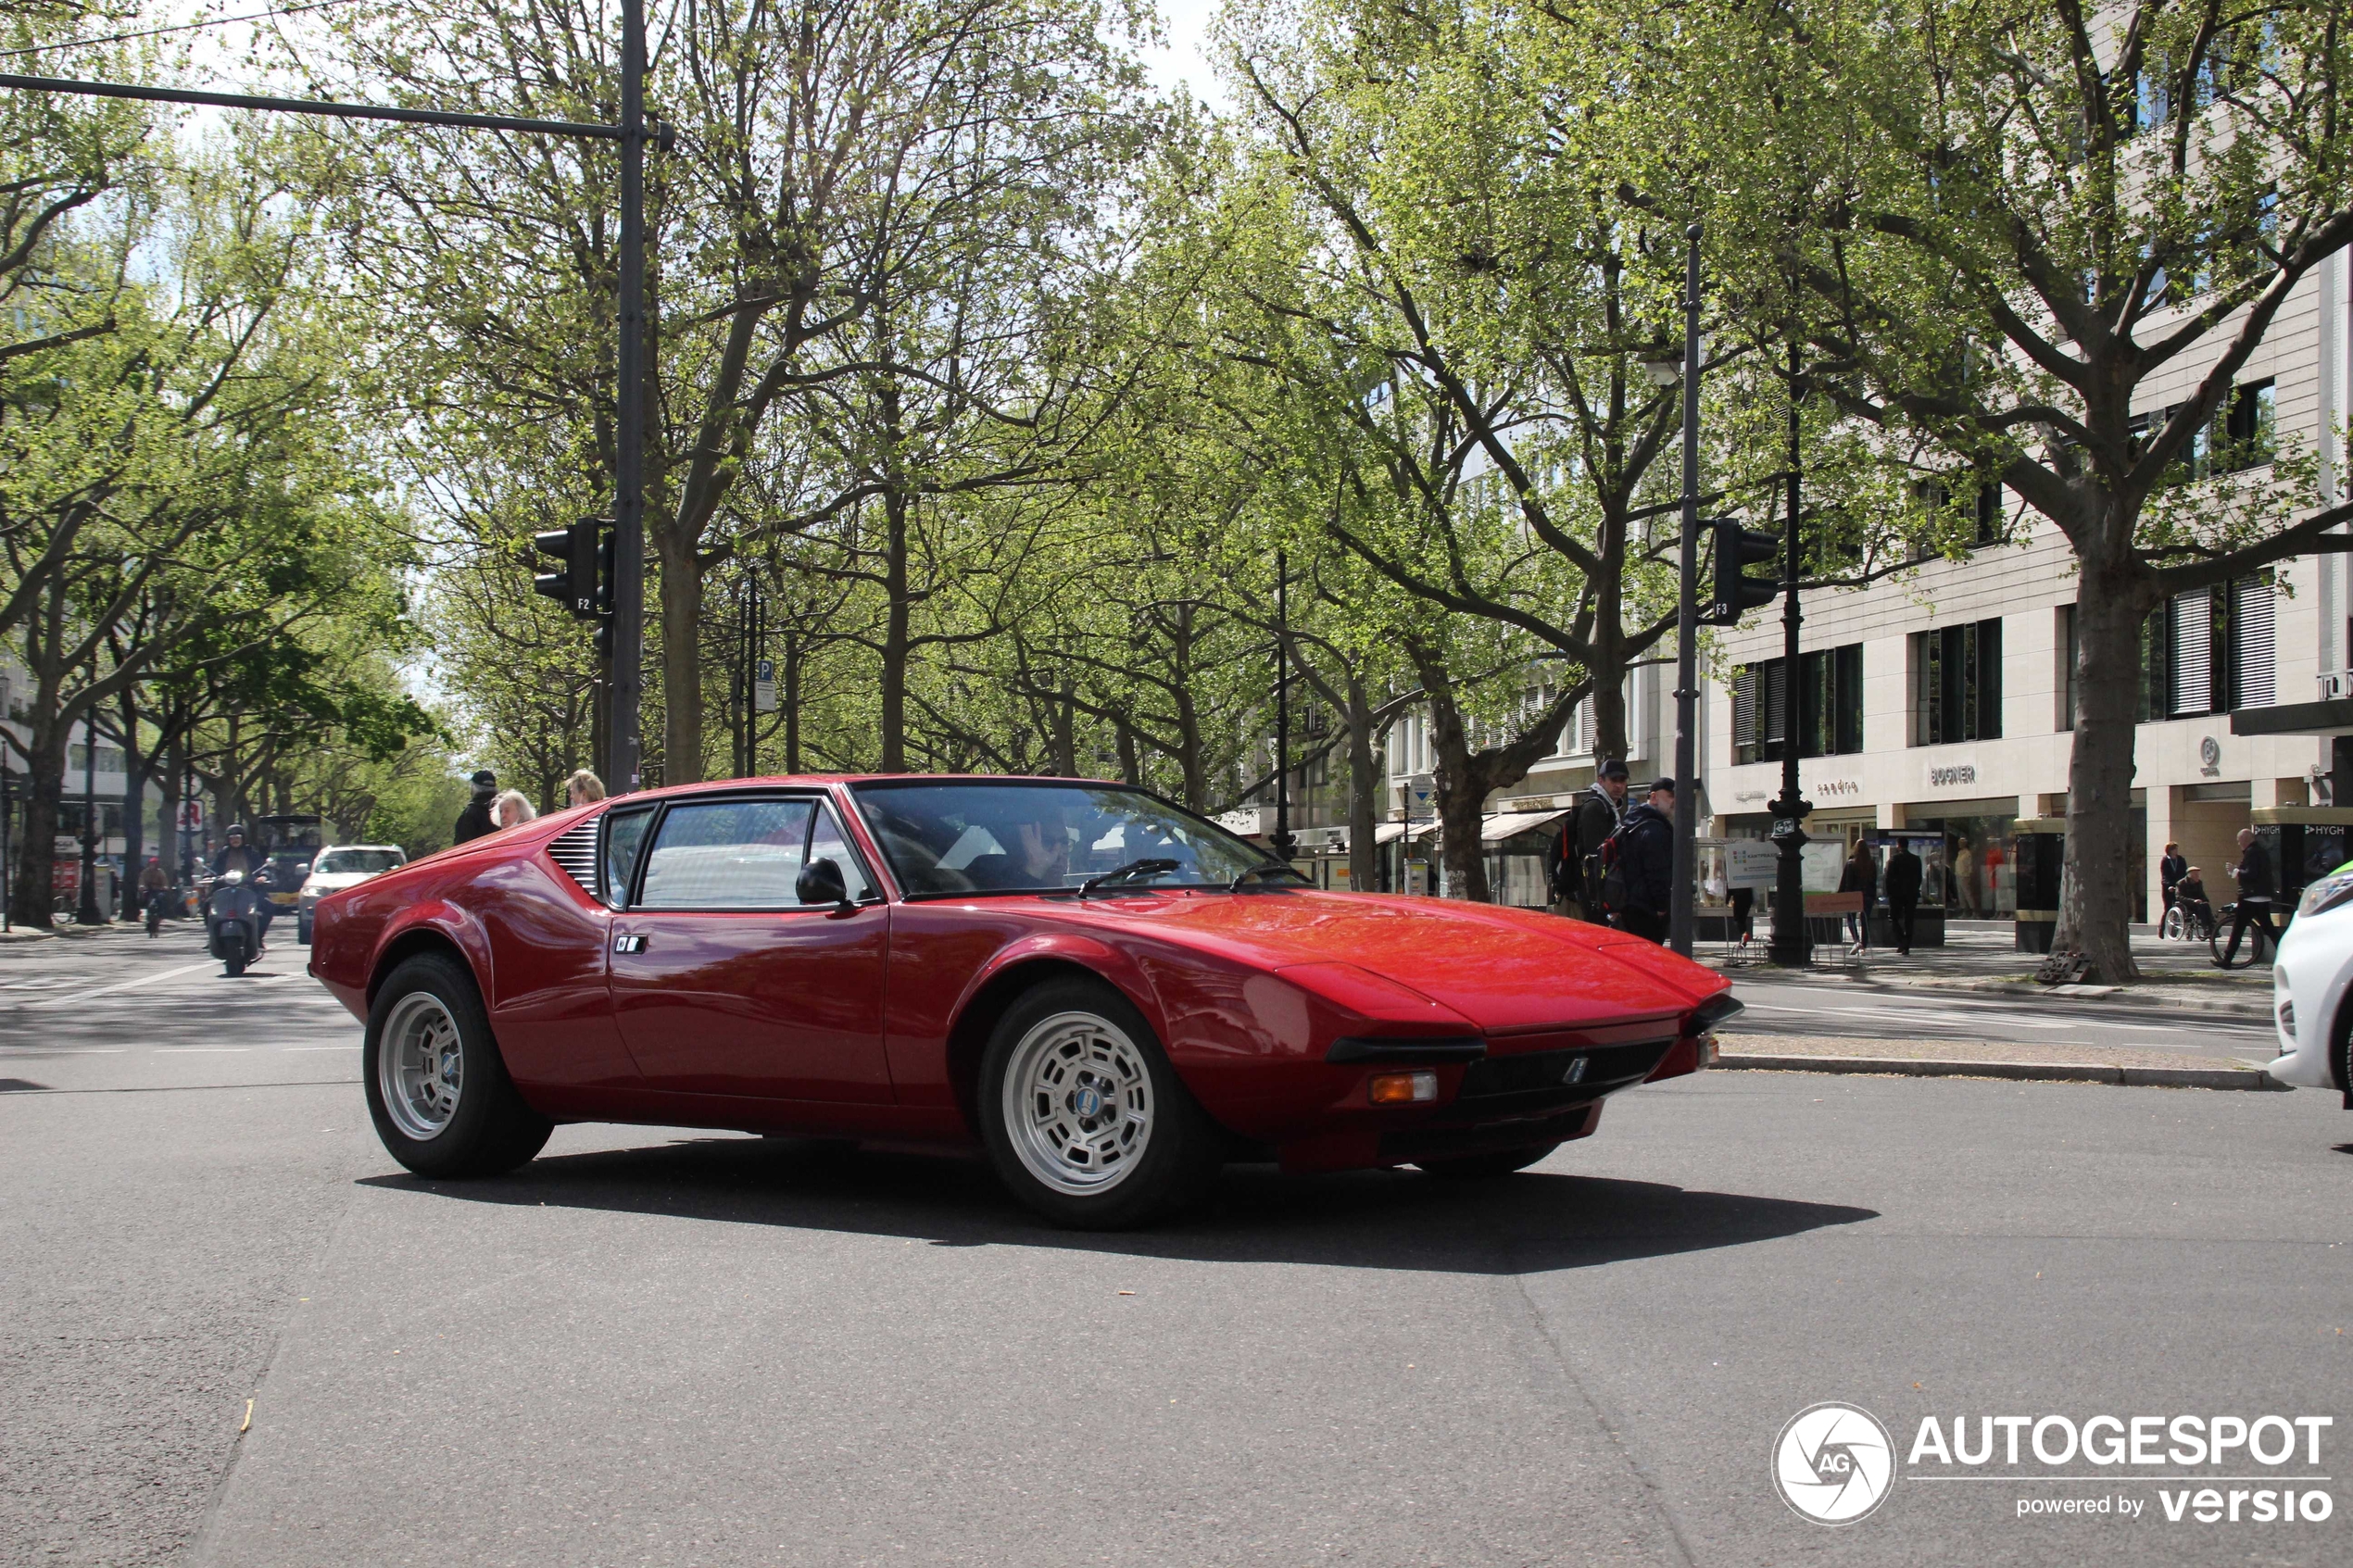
[594,524,616,616]
[1703,519,1780,626]
[532,518,606,620]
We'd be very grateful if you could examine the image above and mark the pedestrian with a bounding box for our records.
[1883,837,1923,956]
[1953,839,1978,916]
[2220,827,2280,964]
[565,768,607,808]
[493,790,536,830]
[2175,866,2213,936]
[452,770,497,846]
[1607,777,1677,945]
[1556,759,1629,922]
[2159,840,2188,922]
[1839,837,1879,954]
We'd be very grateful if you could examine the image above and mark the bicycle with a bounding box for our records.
[2207,901,2277,969]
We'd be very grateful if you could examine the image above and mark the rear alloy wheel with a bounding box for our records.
[978,978,1219,1229]
[1416,1142,1562,1180]
[364,952,551,1178]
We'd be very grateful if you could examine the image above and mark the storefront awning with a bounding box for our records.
[1481,809,1569,844]
[2231,697,2353,737]
[1374,822,1413,844]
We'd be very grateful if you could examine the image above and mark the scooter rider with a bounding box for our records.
[211,825,275,948]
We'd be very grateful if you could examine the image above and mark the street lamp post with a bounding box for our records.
[1667,224,1704,957]
[1271,550,1297,862]
[76,723,102,924]
[1768,337,1814,966]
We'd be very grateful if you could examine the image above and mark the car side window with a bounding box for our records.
[635,798,814,910]
[602,807,657,907]
[804,802,874,904]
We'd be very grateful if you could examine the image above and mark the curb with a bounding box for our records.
[1713,1050,2288,1091]
[1717,969,2275,1020]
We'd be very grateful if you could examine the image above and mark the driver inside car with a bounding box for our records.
[966,801,1071,890]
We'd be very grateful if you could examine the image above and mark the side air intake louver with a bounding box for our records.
[546,816,600,896]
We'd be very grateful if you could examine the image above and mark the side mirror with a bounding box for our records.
[797,857,853,911]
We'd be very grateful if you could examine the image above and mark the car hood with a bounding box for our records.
[303,872,379,895]
[1038,889,1720,1033]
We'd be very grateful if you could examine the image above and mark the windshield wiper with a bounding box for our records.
[1230,861,1312,892]
[1078,857,1180,898]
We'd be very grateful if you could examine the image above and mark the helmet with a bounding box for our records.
[225,823,246,839]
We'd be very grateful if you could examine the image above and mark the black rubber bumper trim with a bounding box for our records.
[1325,1035,1488,1064]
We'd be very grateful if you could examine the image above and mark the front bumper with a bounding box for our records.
[2267,909,2352,1092]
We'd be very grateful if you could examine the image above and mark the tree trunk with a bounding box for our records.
[1115,721,1139,786]
[1587,644,1628,764]
[659,521,705,784]
[7,695,68,930]
[159,735,183,886]
[1047,671,1076,777]
[2057,554,2154,982]
[878,486,911,772]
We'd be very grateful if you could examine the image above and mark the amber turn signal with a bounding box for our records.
[1368,1071,1438,1105]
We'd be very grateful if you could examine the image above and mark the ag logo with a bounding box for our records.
[1773,1402,1895,1524]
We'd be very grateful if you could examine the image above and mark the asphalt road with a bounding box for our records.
[2,925,2347,1567]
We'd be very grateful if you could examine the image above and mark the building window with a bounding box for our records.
[2130,381,2276,483]
[1912,620,2003,745]
[1735,644,1863,764]
[2147,576,2275,717]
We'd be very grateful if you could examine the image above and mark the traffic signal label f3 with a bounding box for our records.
[1704,520,1780,626]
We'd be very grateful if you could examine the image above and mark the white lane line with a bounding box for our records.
[154,1047,251,1054]
[282,1045,356,1051]
[0,1047,126,1055]
[18,962,213,1010]
[252,971,312,985]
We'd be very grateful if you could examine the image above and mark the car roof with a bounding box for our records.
[635,773,1125,798]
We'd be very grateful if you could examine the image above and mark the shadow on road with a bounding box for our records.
[359,1136,1877,1273]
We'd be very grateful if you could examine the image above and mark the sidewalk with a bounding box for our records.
[1710,1033,2285,1092]
[1699,920,2277,1018]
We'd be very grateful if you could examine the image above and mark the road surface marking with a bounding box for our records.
[154,1047,251,1054]
[19,962,212,1010]
[283,1045,356,1051]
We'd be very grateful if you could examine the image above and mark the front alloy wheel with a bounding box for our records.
[979,979,1218,1229]
[363,952,551,1178]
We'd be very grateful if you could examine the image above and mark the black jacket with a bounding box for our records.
[1837,850,1879,903]
[2236,842,2277,900]
[1883,847,1923,907]
[452,793,497,846]
[1564,785,1623,902]
[2160,853,2188,892]
[211,844,267,879]
[1613,801,1676,915]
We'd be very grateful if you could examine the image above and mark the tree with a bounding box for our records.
[1632,0,2353,979]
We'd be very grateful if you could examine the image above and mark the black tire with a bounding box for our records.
[223,934,247,977]
[2208,911,2271,970]
[296,915,312,946]
[364,952,552,1178]
[977,977,1221,1229]
[1416,1142,1562,1180]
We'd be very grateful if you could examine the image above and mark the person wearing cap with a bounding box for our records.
[1610,778,1678,944]
[1557,758,1630,922]
[453,769,498,846]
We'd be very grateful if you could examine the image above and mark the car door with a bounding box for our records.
[607,793,892,1102]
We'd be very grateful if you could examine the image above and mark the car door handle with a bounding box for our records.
[612,934,647,953]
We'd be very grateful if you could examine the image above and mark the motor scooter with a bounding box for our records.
[206,870,270,976]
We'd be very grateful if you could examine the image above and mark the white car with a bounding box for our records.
[296,845,408,944]
[2268,864,2353,1106]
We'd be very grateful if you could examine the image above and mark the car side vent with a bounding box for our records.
[545,816,600,896]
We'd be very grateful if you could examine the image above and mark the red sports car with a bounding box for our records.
[309,776,1739,1227]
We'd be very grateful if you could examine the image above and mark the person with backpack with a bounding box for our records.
[1553,759,1629,922]
[1604,777,1677,944]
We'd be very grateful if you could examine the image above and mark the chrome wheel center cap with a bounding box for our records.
[1072,1085,1105,1118]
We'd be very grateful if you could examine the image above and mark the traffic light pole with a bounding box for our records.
[1769,337,1815,967]
[610,0,648,794]
[1668,225,1703,957]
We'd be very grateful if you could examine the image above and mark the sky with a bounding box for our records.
[1139,0,1231,112]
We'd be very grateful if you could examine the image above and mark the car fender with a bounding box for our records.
[958,931,1173,1046]
[368,897,497,1010]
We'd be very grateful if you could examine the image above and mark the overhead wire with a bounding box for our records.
[0,0,370,63]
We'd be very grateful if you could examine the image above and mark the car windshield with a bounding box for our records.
[850,782,1277,897]
[316,849,401,874]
